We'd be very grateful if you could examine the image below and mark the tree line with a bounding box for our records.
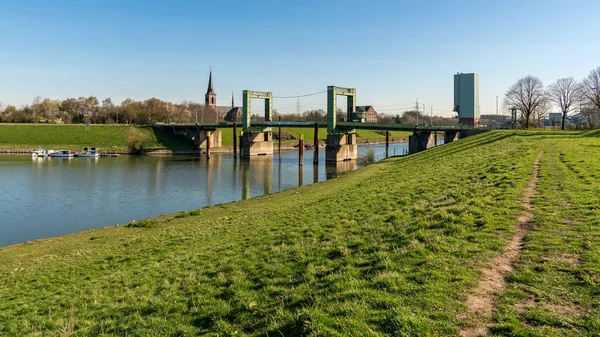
[0,97,220,125]
[504,66,600,129]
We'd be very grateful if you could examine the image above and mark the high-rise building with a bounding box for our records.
[453,73,480,126]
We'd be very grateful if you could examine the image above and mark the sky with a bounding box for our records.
[1,0,599,117]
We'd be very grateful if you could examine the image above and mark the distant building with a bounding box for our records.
[203,71,237,122]
[453,73,480,126]
[355,106,378,123]
[544,112,563,126]
[224,93,243,122]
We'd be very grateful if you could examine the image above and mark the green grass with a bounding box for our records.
[0,124,411,150]
[0,124,195,151]
[0,131,598,336]
[218,127,412,146]
[489,131,600,336]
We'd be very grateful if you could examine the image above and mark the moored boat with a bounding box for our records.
[77,147,99,158]
[49,150,74,158]
[31,148,55,157]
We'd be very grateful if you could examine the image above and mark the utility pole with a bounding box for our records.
[496,96,499,128]
[415,99,419,125]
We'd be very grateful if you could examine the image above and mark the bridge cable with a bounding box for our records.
[273,91,327,99]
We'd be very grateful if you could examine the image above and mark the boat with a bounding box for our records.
[77,147,99,158]
[31,148,55,158]
[49,150,74,158]
[31,148,45,157]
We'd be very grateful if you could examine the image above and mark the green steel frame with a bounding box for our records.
[242,90,273,133]
[327,86,356,133]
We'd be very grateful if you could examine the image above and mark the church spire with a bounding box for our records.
[231,90,234,108]
[206,70,215,95]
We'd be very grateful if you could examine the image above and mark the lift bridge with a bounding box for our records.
[167,85,489,161]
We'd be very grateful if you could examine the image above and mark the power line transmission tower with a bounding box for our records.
[296,99,301,115]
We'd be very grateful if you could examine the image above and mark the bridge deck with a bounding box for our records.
[165,122,489,133]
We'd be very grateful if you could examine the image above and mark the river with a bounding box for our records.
[0,142,437,247]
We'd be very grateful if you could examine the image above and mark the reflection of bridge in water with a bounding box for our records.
[166,85,490,164]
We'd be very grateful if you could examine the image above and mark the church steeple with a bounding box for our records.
[205,70,216,111]
[206,70,215,95]
[231,90,234,108]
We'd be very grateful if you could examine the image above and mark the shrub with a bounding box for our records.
[126,220,157,228]
[357,148,376,166]
[127,128,151,154]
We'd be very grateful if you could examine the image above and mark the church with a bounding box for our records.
[204,71,242,122]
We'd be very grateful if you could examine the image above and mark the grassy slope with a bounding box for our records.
[0,124,411,150]
[1,131,597,336]
[0,124,195,151]
[219,127,412,147]
[490,132,600,336]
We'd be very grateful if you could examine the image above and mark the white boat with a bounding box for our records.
[31,148,55,157]
[49,150,74,158]
[31,149,45,157]
[77,147,99,158]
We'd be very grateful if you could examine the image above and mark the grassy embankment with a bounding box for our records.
[1,131,599,335]
[489,130,600,336]
[0,124,195,152]
[0,124,411,152]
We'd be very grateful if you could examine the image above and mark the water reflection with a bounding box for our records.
[0,141,432,247]
[326,161,357,179]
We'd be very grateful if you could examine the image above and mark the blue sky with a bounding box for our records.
[1,0,599,116]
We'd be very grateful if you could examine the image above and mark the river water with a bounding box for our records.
[0,142,433,247]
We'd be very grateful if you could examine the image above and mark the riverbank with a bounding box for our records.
[0,124,410,154]
[0,124,195,153]
[2,131,598,336]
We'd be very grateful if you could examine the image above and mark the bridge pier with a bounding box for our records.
[408,130,436,154]
[197,129,222,148]
[444,130,460,143]
[241,131,274,157]
[326,132,357,162]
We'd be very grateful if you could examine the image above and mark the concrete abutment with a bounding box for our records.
[408,131,436,154]
[241,131,274,157]
[326,132,357,162]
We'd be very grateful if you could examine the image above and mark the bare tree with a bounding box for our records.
[580,104,600,128]
[581,67,600,112]
[503,76,547,129]
[547,77,579,130]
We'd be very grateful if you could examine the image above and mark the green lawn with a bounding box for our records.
[490,131,600,336]
[0,131,598,336]
[0,124,411,150]
[0,124,195,151]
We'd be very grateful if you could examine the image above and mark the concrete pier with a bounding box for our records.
[325,132,357,162]
[408,130,436,154]
[444,130,460,143]
[197,129,221,148]
[241,131,274,157]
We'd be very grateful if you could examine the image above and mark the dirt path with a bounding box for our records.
[459,151,544,337]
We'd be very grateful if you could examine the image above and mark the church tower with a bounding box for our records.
[205,70,216,111]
